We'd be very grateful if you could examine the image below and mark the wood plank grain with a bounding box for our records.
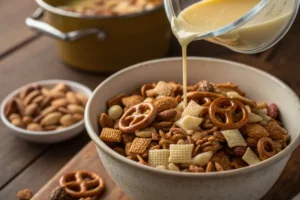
[0,133,48,189]
[32,141,300,200]
[262,145,300,200]
[0,133,90,200]
[1,16,300,198]
[0,0,39,57]
[0,36,106,188]
[31,142,128,200]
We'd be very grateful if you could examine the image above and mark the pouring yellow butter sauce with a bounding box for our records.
[171,0,291,108]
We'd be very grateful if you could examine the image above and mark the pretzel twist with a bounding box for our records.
[119,103,157,133]
[59,170,105,198]
[209,97,248,130]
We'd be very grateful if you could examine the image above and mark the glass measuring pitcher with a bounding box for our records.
[164,0,300,53]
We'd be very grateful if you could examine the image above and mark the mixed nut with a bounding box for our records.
[4,83,88,132]
[17,189,33,200]
[98,80,289,173]
[60,0,163,16]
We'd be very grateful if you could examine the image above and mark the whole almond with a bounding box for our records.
[24,90,40,105]
[44,125,57,131]
[27,123,43,131]
[60,114,76,126]
[157,109,177,121]
[51,83,69,94]
[76,93,88,106]
[32,95,44,105]
[4,98,18,117]
[11,118,25,128]
[41,88,52,96]
[19,86,34,100]
[34,106,57,123]
[58,107,70,114]
[67,104,84,114]
[73,113,84,122]
[19,84,40,99]
[51,92,65,100]
[40,96,52,108]
[66,92,80,105]
[41,106,57,116]
[23,116,33,125]
[51,98,69,107]
[24,103,39,116]
[9,113,21,121]
[40,112,62,126]
[15,98,25,116]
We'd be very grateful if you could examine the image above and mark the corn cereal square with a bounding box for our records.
[182,100,203,117]
[221,129,247,148]
[148,149,170,167]
[129,138,151,154]
[100,128,122,142]
[169,144,194,163]
[242,147,261,165]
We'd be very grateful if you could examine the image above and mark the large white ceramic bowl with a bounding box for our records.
[1,79,92,143]
[85,57,300,200]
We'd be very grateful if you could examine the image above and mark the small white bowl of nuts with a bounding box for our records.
[1,80,92,143]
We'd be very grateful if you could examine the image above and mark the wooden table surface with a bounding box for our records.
[0,1,299,199]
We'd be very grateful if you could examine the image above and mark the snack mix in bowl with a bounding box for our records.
[60,0,163,16]
[98,80,290,173]
[4,83,88,132]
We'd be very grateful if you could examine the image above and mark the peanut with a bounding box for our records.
[157,109,177,121]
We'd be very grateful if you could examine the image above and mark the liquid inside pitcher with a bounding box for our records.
[165,0,300,53]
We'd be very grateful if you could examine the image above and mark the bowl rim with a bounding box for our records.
[85,57,300,178]
[1,79,92,136]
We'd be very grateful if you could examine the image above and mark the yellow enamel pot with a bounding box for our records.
[26,0,171,72]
